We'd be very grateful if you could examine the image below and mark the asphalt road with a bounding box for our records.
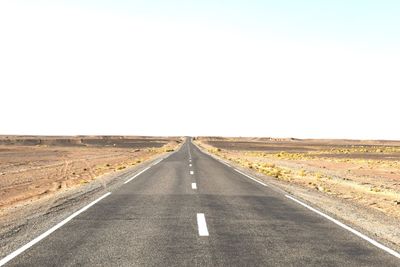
[3,139,399,266]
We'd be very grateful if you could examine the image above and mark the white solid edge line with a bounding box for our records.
[218,159,231,167]
[285,194,400,259]
[195,145,230,168]
[192,183,197,190]
[197,213,209,236]
[152,159,162,166]
[0,192,112,267]
[124,166,151,184]
[124,152,170,185]
[234,169,268,187]
[190,171,194,175]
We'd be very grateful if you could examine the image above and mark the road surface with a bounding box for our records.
[2,139,399,266]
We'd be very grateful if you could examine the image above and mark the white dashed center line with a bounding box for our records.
[190,171,194,175]
[196,213,209,236]
[192,183,197,190]
[189,164,192,167]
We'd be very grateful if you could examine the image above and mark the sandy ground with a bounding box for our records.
[0,136,181,216]
[195,137,400,249]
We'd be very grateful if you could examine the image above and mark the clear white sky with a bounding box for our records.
[1,1,399,139]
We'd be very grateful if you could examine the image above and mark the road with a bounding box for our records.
[2,139,399,266]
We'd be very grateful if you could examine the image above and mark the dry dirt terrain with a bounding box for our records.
[195,137,400,249]
[0,136,181,217]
